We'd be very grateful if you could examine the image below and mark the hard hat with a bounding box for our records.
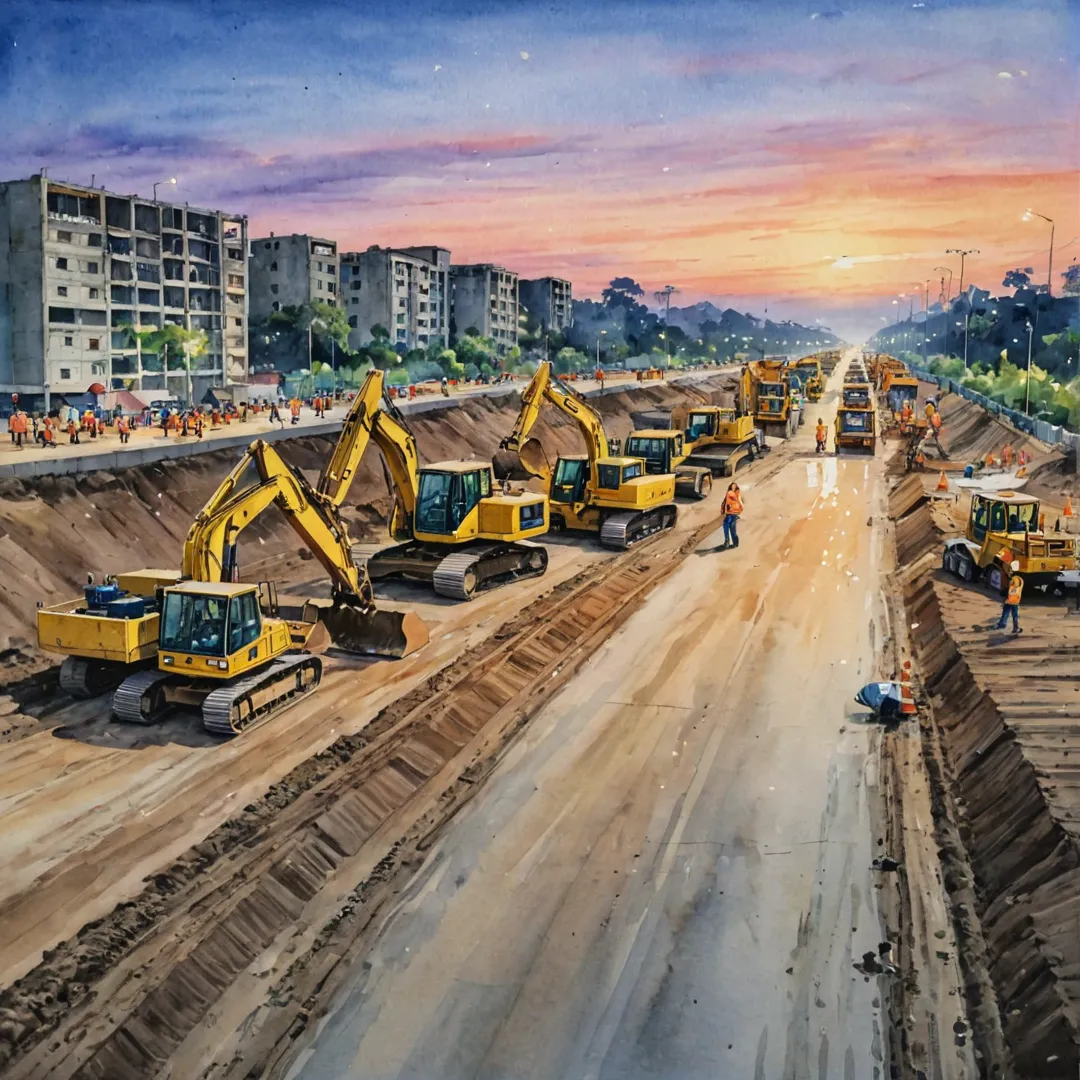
[1011,561,1020,572]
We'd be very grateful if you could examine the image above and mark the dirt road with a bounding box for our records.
[283,391,898,1078]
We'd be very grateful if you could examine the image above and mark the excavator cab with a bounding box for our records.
[623,431,683,475]
[551,456,589,504]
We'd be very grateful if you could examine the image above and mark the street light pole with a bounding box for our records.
[934,265,953,304]
[596,329,606,369]
[1023,209,1055,297]
[963,313,970,371]
[1025,320,1033,414]
[946,248,979,298]
[153,177,177,201]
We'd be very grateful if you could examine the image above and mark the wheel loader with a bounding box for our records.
[942,491,1078,595]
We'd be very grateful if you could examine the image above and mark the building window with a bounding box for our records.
[270,261,277,271]
[348,315,357,328]
[91,362,106,376]
[327,264,335,275]
[398,298,406,308]
[87,261,99,274]
[88,233,103,247]
[55,257,68,270]
[396,314,405,324]
[327,282,335,294]
[317,280,323,290]
[351,296,358,305]
[351,279,361,290]
[274,241,279,249]
[57,286,68,297]
[60,368,71,380]
[64,335,73,347]
[88,338,100,350]
[316,261,323,272]
[264,242,271,250]
[89,287,99,299]
[57,229,72,243]
[228,248,243,260]
[270,283,279,294]
[234,317,242,327]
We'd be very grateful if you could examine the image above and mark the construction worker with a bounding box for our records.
[984,450,996,469]
[41,417,57,449]
[1002,443,1013,468]
[67,417,79,444]
[720,481,743,550]
[995,562,1023,634]
[117,415,131,444]
[194,412,204,439]
[9,409,26,449]
[815,417,828,454]
[900,399,913,425]
[289,397,301,425]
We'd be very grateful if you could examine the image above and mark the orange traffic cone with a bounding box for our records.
[1065,495,1073,518]
[936,470,949,491]
[899,661,917,716]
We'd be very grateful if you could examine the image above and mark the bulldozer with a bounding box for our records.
[109,437,429,734]
[621,427,714,499]
[942,491,1078,595]
[835,378,876,454]
[496,360,677,547]
[792,356,825,402]
[332,369,549,600]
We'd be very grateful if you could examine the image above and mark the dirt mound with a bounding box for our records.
[893,487,1080,1076]
[0,376,736,682]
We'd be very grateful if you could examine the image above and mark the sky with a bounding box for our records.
[1,0,1077,341]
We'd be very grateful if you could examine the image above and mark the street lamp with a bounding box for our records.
[1025,320,1034,414]
[945,248,979,297]
[1023,209,1055,297]
[596,329,607,368]
[933,266,954,304]
[153,177,177,201]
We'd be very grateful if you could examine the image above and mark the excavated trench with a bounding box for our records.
[890,471,1080,1078]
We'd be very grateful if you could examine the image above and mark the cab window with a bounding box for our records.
[622,462,643,482]
[597,464,621,489]
[459,470,481,525]
[228,592,261,654]
[989,501,1007,533]
[479,469,491,498]
[971,497,988,540]
[551,457,588,503]
[686,412,714,440]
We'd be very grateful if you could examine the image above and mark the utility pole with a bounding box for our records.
[1025,320,1034,413]
[653,284,679,363]
[946,248,979,299]
[1023,210,1055,297]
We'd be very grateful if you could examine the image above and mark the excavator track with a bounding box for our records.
[432,541,548,600]
[59,656,124,699]
[113,668,178,724]
[600,505,678,550]
[202,653,323,737]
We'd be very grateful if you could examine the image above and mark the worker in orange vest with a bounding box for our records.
[721,481,743,550]
[117,415,131,444]
[1001,443,1013,467]
[289,397,301,425]
[900,400,913,424]
[8,410,27,449]
[42,418,57,448]
[815,417,828,454]
[67,417,79,444]
[985,450,996,468]
[995,561,1023,634]
[194,413,204,439]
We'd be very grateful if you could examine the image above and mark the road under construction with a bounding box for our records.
[3,352,1080,1079]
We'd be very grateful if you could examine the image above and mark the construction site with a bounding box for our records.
[3,350,1080,1080]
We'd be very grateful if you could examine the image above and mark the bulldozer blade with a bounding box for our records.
[314,600,429,659]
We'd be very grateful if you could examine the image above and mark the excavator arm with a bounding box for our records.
[184,439,372,607]
[501,361,609,481]
[316,369,422,542]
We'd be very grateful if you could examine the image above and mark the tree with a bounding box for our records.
[967,314,995,340]
[1062,262,1080,298]
[370,323,390,342]
[1002,267,1033,290]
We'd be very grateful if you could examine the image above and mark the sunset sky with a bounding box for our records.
[1,0,1077,339]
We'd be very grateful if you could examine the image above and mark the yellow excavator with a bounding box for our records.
[496,360,677,547]
[110,438,428,734]
[333,369,549,600]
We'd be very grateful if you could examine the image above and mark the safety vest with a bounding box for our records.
[724,490,743,515]
[118,417,130,433]
[815,424,827,441]
[1007,575,1023,605]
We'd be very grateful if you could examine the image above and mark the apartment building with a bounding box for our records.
[450,264,519,354]
[249,233,338,320]
[519,277,573,334]
[340,245,450,352]
[0,174,248,402]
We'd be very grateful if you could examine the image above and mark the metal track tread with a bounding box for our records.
[59,657,94,700]
[113,669,176,724]
[600,505,678,549]
[202,653,323,737]
[432,541,549,601]
[432,550,485,600]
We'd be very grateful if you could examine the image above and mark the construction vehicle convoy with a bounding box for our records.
[497,360,678,547]
[943,491,1078,595]
[323,369,550,600]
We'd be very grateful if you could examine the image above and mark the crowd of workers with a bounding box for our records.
[4,393,342,452]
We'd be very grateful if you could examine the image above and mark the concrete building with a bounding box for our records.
[0,174,248,404]
[519,277,573,334]
[340,245,450,352]
[450,264,519,354]
[249,233,339,320]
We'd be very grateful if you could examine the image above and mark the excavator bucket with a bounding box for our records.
[493,437,552,482]
[304,599,429,659]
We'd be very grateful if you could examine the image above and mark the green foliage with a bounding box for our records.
[250,302,356,373]
[553,346,590,374]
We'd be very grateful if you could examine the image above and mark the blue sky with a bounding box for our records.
[1,0,1077,338]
